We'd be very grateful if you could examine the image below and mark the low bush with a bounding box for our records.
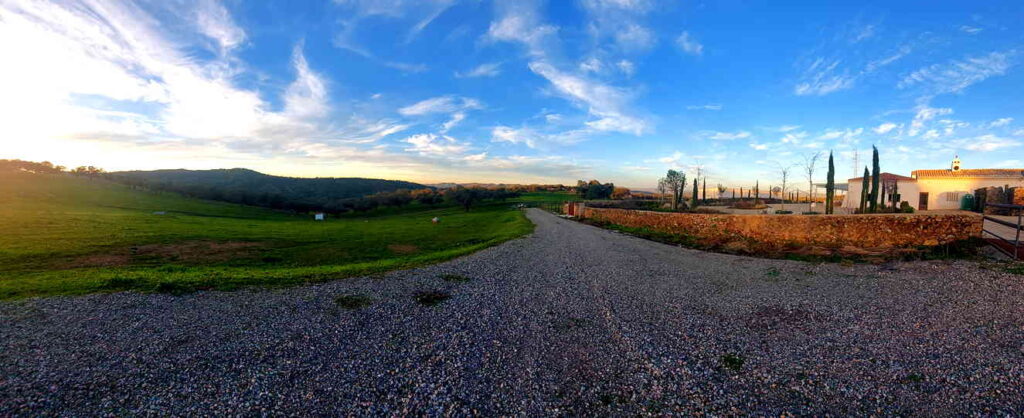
[720,353,745,371]
[334,294,373,310]
[414,290,450,306]
[440,273,471,282]
[154,281,196,296]
[730,200,767,210]
[774,210,793,214]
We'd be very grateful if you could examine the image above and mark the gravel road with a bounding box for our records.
[2,208,1023,415]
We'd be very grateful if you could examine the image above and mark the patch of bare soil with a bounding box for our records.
[65,241,266,268]
[387,244,419,255]
[65,254,131,268]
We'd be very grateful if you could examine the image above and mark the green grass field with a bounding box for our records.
[0,173,550,299]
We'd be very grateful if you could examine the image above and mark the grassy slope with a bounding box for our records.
[0,174,536,299]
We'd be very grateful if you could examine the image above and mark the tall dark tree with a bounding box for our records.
[691,178,699,209]
[859,167,870,213]
[702,177,707,204]
[869,145,880,213]
[825,151,835,214]
[892,181,900,211]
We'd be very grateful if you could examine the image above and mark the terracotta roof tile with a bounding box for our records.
[911,169,1024,178]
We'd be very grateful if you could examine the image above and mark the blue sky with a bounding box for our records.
[2,0,1023,189]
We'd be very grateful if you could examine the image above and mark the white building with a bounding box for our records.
[843,156,1024,211]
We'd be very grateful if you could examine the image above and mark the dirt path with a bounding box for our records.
[2,209,1022,415]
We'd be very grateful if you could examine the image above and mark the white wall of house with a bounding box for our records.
[914,177,1024,210]
[842,180,919,210]
[843,176,1023,210]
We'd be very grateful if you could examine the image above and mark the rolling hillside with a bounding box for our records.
[107,168,429,211]
[0,172,532,299]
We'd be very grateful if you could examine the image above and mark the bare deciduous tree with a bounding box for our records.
[802,152,822,206]
[775,162,795,211]
[656,178,668,204]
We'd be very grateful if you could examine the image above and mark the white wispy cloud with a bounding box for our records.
[957,134,1021,152]
[908,105,953,137]
[873,122,900,134]
[851,24,875,43]
[440,112,466,133]
[686,104,722,111]
[455,62,502,78]
[194,0,247,52]
[491,126,538,148]
[898,50,1015,95]
[960,25,982,34]
[486,0,558,58]
[675,31,703,56]
[528,62,647,135]
[989,117,1013,128]
[398,96,482,116]
[580,0,656,52]
[794,58,854,96]
[403,133,471,156]
[616,60,636,77]
[706,130,750,140]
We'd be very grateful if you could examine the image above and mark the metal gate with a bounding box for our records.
[982,203,1023,260]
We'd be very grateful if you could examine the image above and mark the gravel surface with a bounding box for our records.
[2,208,1023,415]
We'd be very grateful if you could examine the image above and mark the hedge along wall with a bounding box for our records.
[582,207,983,250]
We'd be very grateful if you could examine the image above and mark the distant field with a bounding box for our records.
[0,174,543,299]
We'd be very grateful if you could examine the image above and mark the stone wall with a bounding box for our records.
[582,207,982,251]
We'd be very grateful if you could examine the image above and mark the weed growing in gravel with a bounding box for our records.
[154,281,196,296]
[334,294,373,310]
[766,268,780,278]
[440,273,471,282]
[720,353,745,371]
[1007,263,1024,275]
[415,290,450,306]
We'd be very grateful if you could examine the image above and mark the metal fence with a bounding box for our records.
[982,203,1023,260]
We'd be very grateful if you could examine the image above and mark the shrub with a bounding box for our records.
[774,210,793,214]
[900,202,915,213]
[154,281,196,296]
[334,294,373,310]
[730,200,767,210]
[414,290,450,306]
[440,274,471,282]
[802,211,821,215]
[720,353,745,371]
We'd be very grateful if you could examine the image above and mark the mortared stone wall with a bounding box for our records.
[581,207,982,250]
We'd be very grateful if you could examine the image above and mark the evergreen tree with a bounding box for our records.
[825,151,835,214]
[869,145,880,212]
[691,178,699,209]
[702,177,707,204]
[859,167,869,213]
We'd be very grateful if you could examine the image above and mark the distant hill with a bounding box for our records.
[107,168,428,212]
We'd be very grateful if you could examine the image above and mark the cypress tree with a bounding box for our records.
[869,145,880,212]
[859,167,869,213]
[825,151,835,214]
[692,178,699,208]
[702,177,707,204]
[892,181,899,211]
